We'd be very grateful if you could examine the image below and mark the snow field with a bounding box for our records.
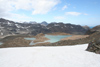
[0,44,100,67]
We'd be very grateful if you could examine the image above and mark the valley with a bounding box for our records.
[0,0,100,67]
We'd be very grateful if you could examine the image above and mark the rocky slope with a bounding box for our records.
[86,38,100,54]
[0,18,50,36]
[86,31,100,54]
[85,25,100,35]
[85,25,100,54]
[82,25,90,30]
[47,23,87,35]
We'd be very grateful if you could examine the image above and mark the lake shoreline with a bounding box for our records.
[0,33,89,48]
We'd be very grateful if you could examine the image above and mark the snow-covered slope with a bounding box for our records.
[0,44,100,67]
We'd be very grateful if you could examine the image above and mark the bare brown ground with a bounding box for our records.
[47,32,70,35]
[33,33,49,43]
[61,35,89,41]
[34,36,49,43]
[35,42,50,45]
[0,37,31,48]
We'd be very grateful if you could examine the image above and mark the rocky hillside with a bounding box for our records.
[0,18,50,36]
[82,25,90,30]
[47,23,87,34]
[0,18,88,36]
[86,32,100,54]
[85,25,100,35]
[85,25,100,54]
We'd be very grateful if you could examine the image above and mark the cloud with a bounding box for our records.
[54,16,65,20]
[0,0,14,17]
[0,0,60,18]
[11,14,34,22]
[65,12,81,16]
[32,0,60,14]
[62,5,67,10]
[84,13,88,15]
[2,13,34,22]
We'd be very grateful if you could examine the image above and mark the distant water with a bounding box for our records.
[45,35,72,43]
[24,38,35,40]
[89,26,94,29]
[24,35,72,45]
[0,42,3,45]
[24,38,36,45]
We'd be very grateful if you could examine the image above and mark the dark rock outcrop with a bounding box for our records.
[86,38,100,54]
[85,25,100,54]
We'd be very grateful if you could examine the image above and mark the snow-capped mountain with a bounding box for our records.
[0,18,88,36]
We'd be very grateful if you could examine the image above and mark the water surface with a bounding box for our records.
[45,35,72,43]
[24,38,35,40]
[24,35,72,45]
[0,42,3,45]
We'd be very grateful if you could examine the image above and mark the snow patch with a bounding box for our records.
[7,22,12,26]
[54,24,59,26]
[15,24,21,28]
[0,32,3,35]
[0,44,100,67]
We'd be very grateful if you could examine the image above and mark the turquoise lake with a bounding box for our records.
[24,38,35,40]
[0,42,3,45]
[45,35,72,43]
[24,35,72,45]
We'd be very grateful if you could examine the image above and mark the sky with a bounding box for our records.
[0,0,100,26]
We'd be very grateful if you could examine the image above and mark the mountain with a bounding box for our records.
[47,23,87,35]
[0,18,88,36]
[0,18,50,36]
[82,25,90,30]
[85,25,100,35]
[41,21,48,26]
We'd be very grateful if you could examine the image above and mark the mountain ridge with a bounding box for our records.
[0,18,88,36]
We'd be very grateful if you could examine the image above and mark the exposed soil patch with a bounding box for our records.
[61,35,89,40]
[34,33,49,43]
[47,32,70,35]
[0,37,31,48]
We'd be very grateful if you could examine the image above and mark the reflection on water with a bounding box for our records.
[24,35,72,45]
